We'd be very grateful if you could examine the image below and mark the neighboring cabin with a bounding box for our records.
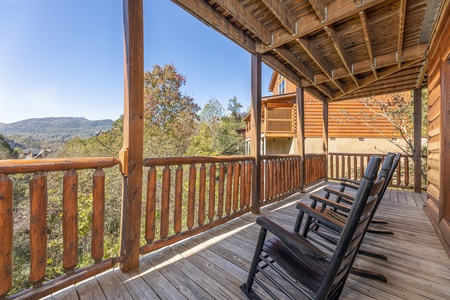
[244,71,410,155]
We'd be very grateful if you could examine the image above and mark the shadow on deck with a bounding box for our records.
[46,183,449,300]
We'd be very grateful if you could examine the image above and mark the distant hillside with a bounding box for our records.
[0,117,114,146]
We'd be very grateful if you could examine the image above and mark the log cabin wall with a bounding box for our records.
[424,1,450,257]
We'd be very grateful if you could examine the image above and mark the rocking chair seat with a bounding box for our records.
[263,236,328,293]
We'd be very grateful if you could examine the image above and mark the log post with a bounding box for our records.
[250,53,262,213]
[413,88,422,193]
[0,174,13,298]
[323,101,329,181]
[120,0,144,272]
[296,87,305,192]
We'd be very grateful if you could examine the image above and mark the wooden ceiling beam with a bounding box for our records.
[260,0,297,35]
[274,48,334,98]
[257,0,390,53]
[337,84,418,101]
[324,25,360,87]
[333,59,423,100]
[359,11,378,79]
[262,54,304,88]
[297,37,345,93]
[416,61,428,88]
[397,0,407,65]
[308,0,327,22]
[173,0,256,52]
[213,0,272,45]
[311,44,427,83]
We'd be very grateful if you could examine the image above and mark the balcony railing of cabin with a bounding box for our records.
[0,154,306,299]
[0,157,120,299]
[329,152,426,190]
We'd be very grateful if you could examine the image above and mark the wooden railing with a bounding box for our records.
[328,152,425,190]
[0,157,120,299]
[260,155,302,205]
[140,156,255,254]
[304,154,327,187]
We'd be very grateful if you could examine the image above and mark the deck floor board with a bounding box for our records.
[59,184,449,299]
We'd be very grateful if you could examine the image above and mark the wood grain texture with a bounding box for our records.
[0,174,13,298]
[91,168,105,264]
[63,169,78,274]
[30,172,48,286]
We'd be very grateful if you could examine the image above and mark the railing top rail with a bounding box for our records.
[143,155,255,167]
[261,154,302,159]
[329,152,415,158]
[0,157,119,174]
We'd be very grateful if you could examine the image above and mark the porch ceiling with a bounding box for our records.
[172,0,446,102]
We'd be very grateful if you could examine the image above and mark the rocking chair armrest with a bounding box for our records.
[340,182,360,190]
[295,202,345,233]
[323,187,355,203]
[340,178,361,185]
[256,216,328,262]
[310,194,352,213]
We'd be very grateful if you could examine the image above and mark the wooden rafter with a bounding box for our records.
[333,59,423,100]
[297,37,345,92]
[308,0,327,22]
[311,44,427,84]
[359,11,377,79]
[324,25,360,87]
[213,0,272,45]
[416,61,428,88]
[260,0,297,35]
[398,0,407,65]
[262,54,304,88]
[257,0,390,53]
[274,48,334,98]
[172,0,255,52]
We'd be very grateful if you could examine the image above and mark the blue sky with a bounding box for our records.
[0,0,273,123]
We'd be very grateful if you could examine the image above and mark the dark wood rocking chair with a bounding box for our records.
[240,156,383,300]
[292,153,400,282]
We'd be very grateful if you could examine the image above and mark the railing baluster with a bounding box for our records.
[30,172,48,287]
[359,155,364,180]
[198,163,206,226]
[246,163,252,207]
[0,174,13,298]
[91,169,105,264]
[145,166,157,243]
[240,162,246,209]
[405,157,410,186]
[187,164,196,230]
[233,163,240,212]
[218,163,225,218]
[160,166,171,238]
[335,155,339,179]
[225,163,233,216]
[341,155,345,178]
[174,165,183,234]
[353,156,357,180]
[208,163,216,222]
[63,169,78,274]
[397,160,401,186]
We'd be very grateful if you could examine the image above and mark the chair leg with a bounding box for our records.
[358,247,388,260]
[302,215,313,237]
[351,267,388,282]
[371,218,388,224]
[367,228,394,234]
[293,210,304,235]
[243,227,267,293]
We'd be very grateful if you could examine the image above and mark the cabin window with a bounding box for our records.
[278,80,286,94]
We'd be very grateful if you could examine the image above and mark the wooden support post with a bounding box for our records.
[120,0,144,272]
[323,101,329,181]
[250,53,262,214]
[413,88,422,193]
[296,87,305,192]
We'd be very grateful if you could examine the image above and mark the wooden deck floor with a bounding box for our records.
[45,184,449,300]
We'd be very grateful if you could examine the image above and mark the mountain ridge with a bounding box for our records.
[0,117,114,148]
